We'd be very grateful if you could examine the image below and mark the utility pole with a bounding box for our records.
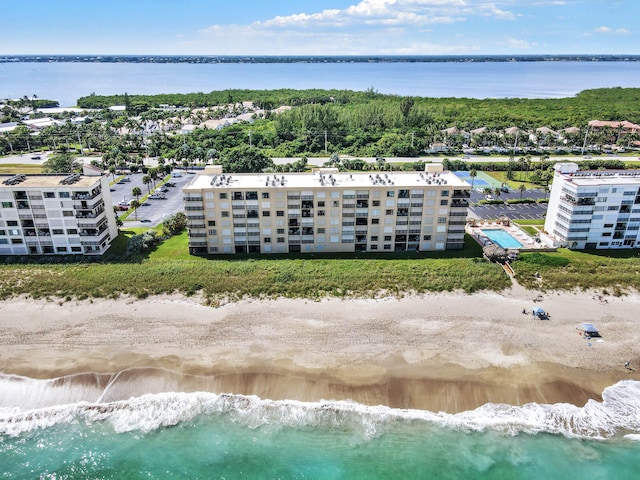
[77,132,84,155]
[324,130,328,154]
[248,130,252,148]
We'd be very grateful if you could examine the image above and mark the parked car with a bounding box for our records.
[148,193,166,200]
[120,177,131,182]
[30,155,42,160]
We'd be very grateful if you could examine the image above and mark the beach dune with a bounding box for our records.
[0,286,638,412]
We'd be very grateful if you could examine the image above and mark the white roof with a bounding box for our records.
[186,169,468,191]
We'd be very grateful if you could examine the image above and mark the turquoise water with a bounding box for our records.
[481,229,524,249]
[2,380,640,479]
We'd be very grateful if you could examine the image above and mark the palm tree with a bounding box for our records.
[518,184,527,199]
[130,200,140,220]
[108,165,116,181]
[142,175,152,194]
[132,186,141,202]
[469,169,477,190]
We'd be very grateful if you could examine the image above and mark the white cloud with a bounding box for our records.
[194,1,524,54]
[592,26,630,35]
[506,38,536,49]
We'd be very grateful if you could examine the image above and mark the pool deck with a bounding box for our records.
[466,221,556,252]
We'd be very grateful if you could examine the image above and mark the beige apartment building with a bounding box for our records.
[0,169,118,255]
[183,164,470,255]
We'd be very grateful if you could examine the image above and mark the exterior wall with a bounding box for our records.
[184,168,470,255]
[544,163,640,249]
[0,175,118,255]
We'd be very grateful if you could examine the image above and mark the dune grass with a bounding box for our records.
[514,249,640,293]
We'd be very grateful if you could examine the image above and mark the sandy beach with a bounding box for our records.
[1,284,638,413]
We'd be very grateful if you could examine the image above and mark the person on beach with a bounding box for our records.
[625,360,631,370]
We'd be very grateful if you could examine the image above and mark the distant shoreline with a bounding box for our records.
[3,54,640,64]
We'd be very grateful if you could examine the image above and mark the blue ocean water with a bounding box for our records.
[2,376,640,479]
[2,60,640,106]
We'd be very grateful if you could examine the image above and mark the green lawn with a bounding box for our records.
[2,225,640,302]
[0,164,45,174]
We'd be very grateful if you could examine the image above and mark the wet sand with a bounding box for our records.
[1,285,638,412]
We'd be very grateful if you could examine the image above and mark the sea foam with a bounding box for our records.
[1,373,639,440]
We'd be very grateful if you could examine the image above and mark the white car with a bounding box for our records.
[148,193,166,200]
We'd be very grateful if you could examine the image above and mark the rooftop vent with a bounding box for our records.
[60,174,81,185]
[2,174,26,186]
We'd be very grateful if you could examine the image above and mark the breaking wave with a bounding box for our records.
[1,372,639,440]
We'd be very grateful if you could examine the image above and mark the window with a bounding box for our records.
[385,209,393,215]
[52,229,64,235]
[317,210,325,216]
[11,238,23,244]
[437,217,447,224]
[221,211,229,217]
[441,190,449,196]
[384,235,392,241]
[262,192,270,199]
[63,211,74,217]
[208,229,217,235]
[262,211,271,217]
[59,192,70,198]
[7,221,18,226]
[0,230,5,235]
[317,228,326,234]
[372,200,380,207]
[277,237,285,243]
[67,229,78,234]
[44,192,55,198]
[386,191,395,197]
[371,245,378,250]
[1,202,13,208]
[71,246,82,252]
[423,235,432,240]
[219,193,228,199]
[371,235,378,242]
[440,199,448,206]
[277,228,285,234]
[264,237,271,243]
[0,239,7,244]
[277,210,284,217]
[208,220,217,226]
[56,246,68,253]
[317,201,325,207]
[371,219,379,225]
[333,201,340,207]
[384,244,391,250]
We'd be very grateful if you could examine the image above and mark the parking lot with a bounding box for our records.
[468,188,549,220]
[109,172,194,228]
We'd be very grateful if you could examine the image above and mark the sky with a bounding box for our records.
[1,0,637,56]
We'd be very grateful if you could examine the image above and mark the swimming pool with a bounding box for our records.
[481,229,523,249]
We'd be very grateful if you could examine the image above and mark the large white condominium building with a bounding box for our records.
[543,162,640,249]
[183,164,470,255]
[0,170,119,255]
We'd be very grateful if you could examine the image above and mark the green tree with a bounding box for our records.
[130,199,140,220]
[142,175,152,194]
[42,153,81,173]
[222,145,274,173]
[469,169,477,190]
[162,212,187,236]
[519,184,527,199]
[132,186,142,202]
